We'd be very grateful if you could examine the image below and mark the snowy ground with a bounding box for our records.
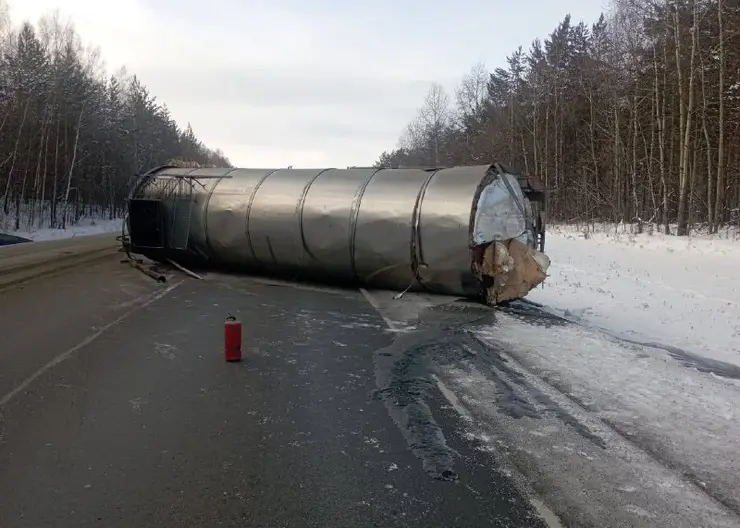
[467,224,740,525]
[0,216,122,242]
[364,224,740,526]
[529,224,740,367]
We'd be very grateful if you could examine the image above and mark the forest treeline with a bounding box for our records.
[377,0,740,234]
[0,3,230,232]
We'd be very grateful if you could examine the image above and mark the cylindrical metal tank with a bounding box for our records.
[127,164,545,297]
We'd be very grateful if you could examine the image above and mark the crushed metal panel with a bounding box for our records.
[247,168,329,272]
[205,168,277,266]
[301,168,379,279]
[352,168,430,290]
[473,173,529,245]
[416,165,493,295]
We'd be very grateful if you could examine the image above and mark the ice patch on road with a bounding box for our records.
[154,343,177,360]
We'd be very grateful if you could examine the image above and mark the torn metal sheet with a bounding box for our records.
[473,172,529,244]
[124,163,549,304]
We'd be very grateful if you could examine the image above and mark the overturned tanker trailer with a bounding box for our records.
[124,163,550,304]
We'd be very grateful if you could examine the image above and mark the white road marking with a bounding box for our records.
[528,497,566,528]
[0,280,183,408]
[359,287,402,330]
[431,374,474,423]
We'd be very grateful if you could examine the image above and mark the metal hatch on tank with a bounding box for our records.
[123,163,550,304]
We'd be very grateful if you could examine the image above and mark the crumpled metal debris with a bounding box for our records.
[477,238,550,304]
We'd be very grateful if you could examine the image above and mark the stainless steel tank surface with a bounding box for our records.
[127,164,548,299]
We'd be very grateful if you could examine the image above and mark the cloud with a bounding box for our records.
[141,65,438,109]
[5,0,609,167]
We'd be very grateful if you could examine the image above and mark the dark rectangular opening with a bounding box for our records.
[129,199,165,248]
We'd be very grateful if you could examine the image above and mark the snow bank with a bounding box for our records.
[549,222,740,255]
[530,223,740,367]
[1,216,122,242]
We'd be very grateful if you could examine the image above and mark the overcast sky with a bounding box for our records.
[7,0,607,168]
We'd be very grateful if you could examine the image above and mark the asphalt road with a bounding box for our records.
[0,255,551,528]
[0,233,118,290]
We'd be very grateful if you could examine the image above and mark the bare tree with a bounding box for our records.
[455,61,488,120]
[418,83,451,165]
[714,0,726,231]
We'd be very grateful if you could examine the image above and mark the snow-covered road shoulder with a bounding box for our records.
[1,216,122,243]
[529,224,740,367]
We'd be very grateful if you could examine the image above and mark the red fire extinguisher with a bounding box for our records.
[224,314,242,362]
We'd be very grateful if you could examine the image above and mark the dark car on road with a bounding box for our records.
[0,234,32,247]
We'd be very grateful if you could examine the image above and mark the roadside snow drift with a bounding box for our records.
[1,217,122,243]
[530,225,740,367]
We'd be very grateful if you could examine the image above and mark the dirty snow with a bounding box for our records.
[529,224,740,367]
[456,223,740,524]
[436,351,740,527]
[1,216,122,242]
[472,312,740,520]
[366,223,740,525]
